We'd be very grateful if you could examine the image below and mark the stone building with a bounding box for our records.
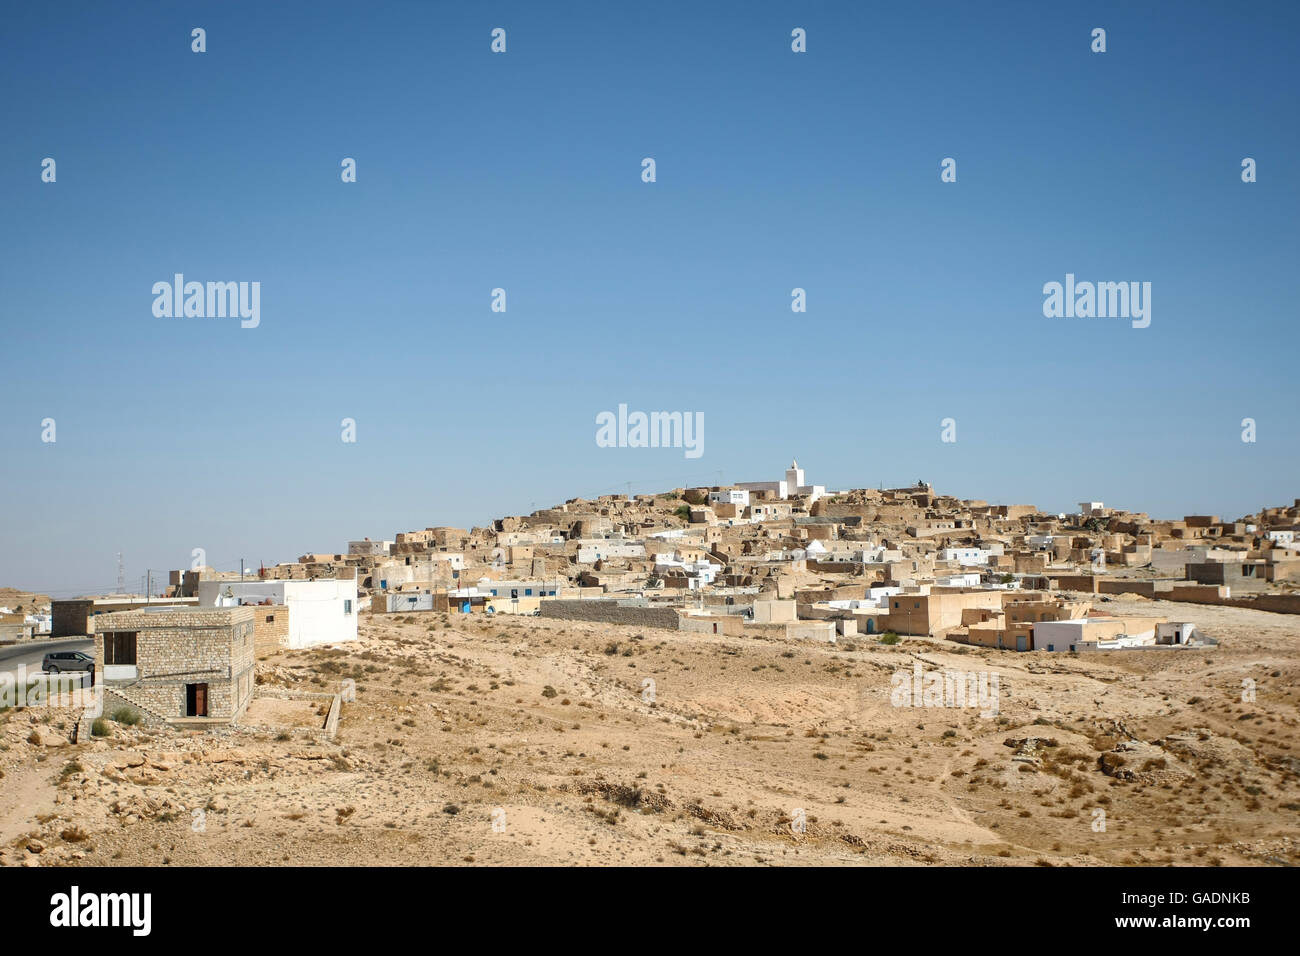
[1186,560,1268,592]
[92,606,255,725]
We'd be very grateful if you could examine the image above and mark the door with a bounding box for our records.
[186,683,209,717]
[1016,636,1027,652]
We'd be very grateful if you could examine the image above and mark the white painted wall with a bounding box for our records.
[578,543,646,563]
[939,548,991,567]
[1034,620,1086,652]
[708,489,750,506]
[197,579,357,648]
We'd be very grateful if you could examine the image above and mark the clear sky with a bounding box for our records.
[2,1,1297,595]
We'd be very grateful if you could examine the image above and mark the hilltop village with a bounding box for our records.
[14,460,1299,732]
[146,460,1296,660]
[4,463,1300,868]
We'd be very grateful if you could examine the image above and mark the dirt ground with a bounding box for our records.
[242,698,328,731]
[0,588,48,612]
[2,598,1298,867]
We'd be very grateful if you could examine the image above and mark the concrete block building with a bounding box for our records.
[1187,560,1267,592]
[92,606,255,725]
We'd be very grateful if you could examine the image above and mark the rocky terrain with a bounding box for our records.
[2,596,1297,867]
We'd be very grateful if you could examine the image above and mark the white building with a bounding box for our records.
[938,547,992,567]
[736,458,825,503]
[785,459,826,503]
[1079,502,1105,517]
[577,541,646,563]
[708,488,750,507]
[936,572,982,588]
[735,478,788,499]
[480,579,560,598]
[1157,622,1200,645]
[196,578,358,648]
[1035,618,1158,653]
[654,554,721,588]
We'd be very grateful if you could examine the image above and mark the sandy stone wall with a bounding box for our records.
[539,600,681,630]
[251,606,289,655]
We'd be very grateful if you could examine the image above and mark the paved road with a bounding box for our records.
[0,637,93,682]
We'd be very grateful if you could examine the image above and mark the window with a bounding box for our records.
[104,632,137,665]
[266,614,274,623]
[344,600,353,614]
[525,588,532,596]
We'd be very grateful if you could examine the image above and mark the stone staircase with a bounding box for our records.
[100,683,172,726]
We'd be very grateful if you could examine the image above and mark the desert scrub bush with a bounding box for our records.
[111,708,141,726]
[90,718,111,737]
[878,632,900,645]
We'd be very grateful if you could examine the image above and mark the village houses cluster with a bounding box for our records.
[18,459,1300,731]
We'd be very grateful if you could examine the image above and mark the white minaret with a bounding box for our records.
[785,458,805,491]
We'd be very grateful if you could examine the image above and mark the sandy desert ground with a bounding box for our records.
[2,598,1298,867]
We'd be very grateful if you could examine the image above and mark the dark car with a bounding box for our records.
[42,650,94,675]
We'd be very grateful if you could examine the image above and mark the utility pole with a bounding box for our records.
[117,552,125,593]
[240,559,245,583]
[146,570,152,604]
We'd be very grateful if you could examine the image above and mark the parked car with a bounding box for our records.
[42,650,94,675]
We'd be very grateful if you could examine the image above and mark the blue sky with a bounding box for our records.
[2,1,1297,594]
